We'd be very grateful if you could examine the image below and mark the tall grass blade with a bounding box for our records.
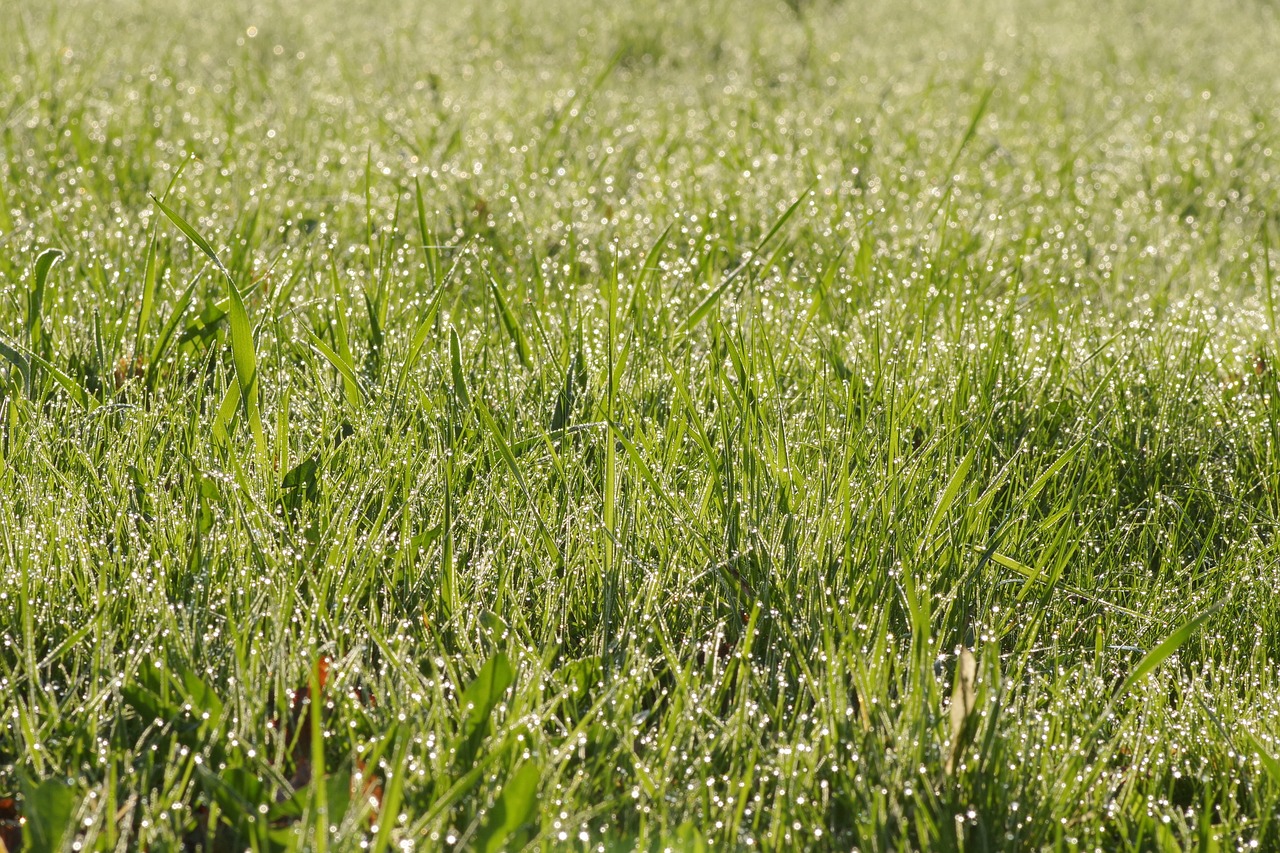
[414,176,439,285]
[306,328,367,404]
[449,326,472,412]
[331,283,360,408]
[488,273,532,368]
[680,186,810,335]
[134,152,194,357]
[476,400,562,565]
[151,193,266,466]
[370,726,410,853]
[922,447,974,550]
[1112,598,1227,700]
[145,272,202,397]
[308,659,329,853]
[26,247,65,351]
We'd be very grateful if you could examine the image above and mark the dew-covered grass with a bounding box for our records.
[4,0,1280,849]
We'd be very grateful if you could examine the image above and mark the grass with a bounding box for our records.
[3,0,1280,849]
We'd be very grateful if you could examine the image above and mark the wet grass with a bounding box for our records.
[3,0,1280,849]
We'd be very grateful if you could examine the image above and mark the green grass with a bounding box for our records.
[3,0,1280,849]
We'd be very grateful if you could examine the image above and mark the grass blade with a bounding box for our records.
[488,272,532,368]
[475,762,540,853]
[680,186,810,335]
[985,548,1146,621]
[331,282,360,408]
[26,247,65,350]
[145,271,202,396]
[392,281,448,404]
[476,400,562,566]
[0,335,96,410]
[449,326,472,412]
[414,176,439,285]
[29,350,96,410]
[456,652,516,767]
[133,153,195,357]
[945,648,977,776]
[151,193,266,467]
[308,659,329,853]
[922,447,974,551]
[306,328,367,404]
[149,194,229,278]
[370,726,410,853]
[18,775,76,852]
[211,372,242,446]
[1113,598,1227,700]
[1245,729,1280,788]
[1019,438,1084,506]
[0,337,31,391]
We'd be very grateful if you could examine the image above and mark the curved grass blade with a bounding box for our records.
[151,194,265,466]
[0,337,31,391]
[26,247,65,350]
[145,272,203,396]
[305,328,367,404]
[149,194,228,278]
[0,334,96,410]
[679,186,810,336]
[29,350,96,410]
[449,326,472,412]
[488,273,532,368]
[1112,598,1226,700]
[392,281,448,404]
[133,153,195,357]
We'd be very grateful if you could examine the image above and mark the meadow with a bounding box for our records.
[4,0,1280,849]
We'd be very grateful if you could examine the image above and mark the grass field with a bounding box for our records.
[4,0,1280,849]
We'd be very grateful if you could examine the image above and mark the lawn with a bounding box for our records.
[4,0,1280,849]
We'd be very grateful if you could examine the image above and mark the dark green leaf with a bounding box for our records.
[457,652,515,767]
[19,775,76,852]
[476,762,541,853]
